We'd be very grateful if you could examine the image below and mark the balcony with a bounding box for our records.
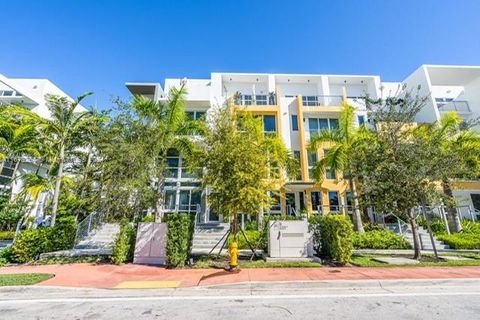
[302,95,343,107]
[233,93,277,106]
[436,100,471,114]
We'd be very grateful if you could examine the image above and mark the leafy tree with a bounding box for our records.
[358,87,443,259]
[129,83,203,219]
[309,102,372,233]
[194,106,297,243]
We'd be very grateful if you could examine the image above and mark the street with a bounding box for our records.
[1,279,479,319]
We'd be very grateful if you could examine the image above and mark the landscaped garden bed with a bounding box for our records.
[350,253,480,267]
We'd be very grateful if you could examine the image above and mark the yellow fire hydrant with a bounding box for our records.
[229,242,239,270]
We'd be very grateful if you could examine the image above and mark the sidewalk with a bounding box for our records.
[2,263,480,289]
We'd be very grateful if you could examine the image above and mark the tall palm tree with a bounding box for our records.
[308,102,370,233]
[131,83,204,220]
[416,112,480,232]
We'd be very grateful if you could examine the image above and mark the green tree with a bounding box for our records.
[415,112,480,232]
[129,83,203,220]
[308,102,371,233]
[359,87,445,259]
[194,106,297,247]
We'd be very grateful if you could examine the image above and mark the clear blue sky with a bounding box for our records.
[1,0,479,109]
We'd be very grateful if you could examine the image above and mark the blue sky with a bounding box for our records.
[1,0,479,109]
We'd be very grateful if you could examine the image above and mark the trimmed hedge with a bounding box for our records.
[110,221,136,265]
[165,213,195,268]
[0,230,14,240]
[309,215,353,265]
[437,233,480,249]
[352,230,411,249]
[11,217,77,263]
[228,230,263,250]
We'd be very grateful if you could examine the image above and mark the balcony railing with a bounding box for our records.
[437,100,471,113]
[233,93,277,106]
[302,95,343,107]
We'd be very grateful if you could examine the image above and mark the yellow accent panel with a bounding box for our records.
[452,180,480,190]
[303,106,343,113]
[296,95,309,181]
[114,281,180,289]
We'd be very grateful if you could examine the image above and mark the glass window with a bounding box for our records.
[307,151,317,166]
[291,115,298,131]
[2,90,13,96]
[326,168,336,180]
[328,191,339,212]
[303,96,318,106]
[329,119,339,130]
[179,190,190,211]
[243,95,253,105]
[196,111,206,120]
[358,115,365,125]
[165,190,177,210]
[311,191,322,213]
[308,118,319,134]
[263,115,276,133]
[319,119,329,130]
[186,111,195,120]
[256,95,267,105]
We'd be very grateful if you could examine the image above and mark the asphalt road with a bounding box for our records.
[1,279,479,319]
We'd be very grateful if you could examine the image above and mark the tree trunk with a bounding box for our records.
[8,159,21,202]
[349,177,364,233]
[51,144,65,227]
[155,173,166,222]
[407,208,421,260]
[442,179,462,233]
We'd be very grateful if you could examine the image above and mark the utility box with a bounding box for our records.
[133,222,167,265]
[268,220,313,258]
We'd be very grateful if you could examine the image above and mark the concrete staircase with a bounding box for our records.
[40,223,120,259]
[404,226,450,250]
[191,223,230,255]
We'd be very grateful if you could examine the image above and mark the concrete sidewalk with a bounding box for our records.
[2,263,480,289]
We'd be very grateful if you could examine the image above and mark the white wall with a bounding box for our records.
[402,66,439,123]
[277,83,317,96]
[463,76,480,121]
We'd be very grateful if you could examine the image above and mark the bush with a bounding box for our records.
[0,196,29,231]
[461,220,480,234]
[165,213,194,268]
[244,220,258,231]
[110,221,136,265]
[437,233,480,249]
[0,230,14,240]
[228,230,260,250]
[309,215,353,265]
[352,230,411,249]
[0,247,13,266]
[10,217,77,263]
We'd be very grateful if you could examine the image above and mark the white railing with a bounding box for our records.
[302,95,343,107]
[74,211,106,245]
[233,94,277,106]
[437,100,471,113]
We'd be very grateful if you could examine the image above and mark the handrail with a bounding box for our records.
[233,93,277,106]
[74,211,106,246]
[437,100,470,113]
[302,95,343,106]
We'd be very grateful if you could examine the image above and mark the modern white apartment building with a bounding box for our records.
[126,65,480,222]
[0,73,85,216]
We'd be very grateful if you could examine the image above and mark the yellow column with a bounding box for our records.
[280,187,286,217]
[296,95,309,181]
[322,190,330,215]
[305,189,313,217]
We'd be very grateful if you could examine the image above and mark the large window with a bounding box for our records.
[307,151,317,180]
[302,96,319,106]
[293,151,302,180]
[328,191,339,212]
[262,115,277,133]
[311,191,322,213]
[323,149,336,180]
[186,110,206,121]
[308,118,338,136]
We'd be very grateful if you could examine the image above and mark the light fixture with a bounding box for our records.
[229,78,232,81]
[361,80,364,84]
[288,79,290,82]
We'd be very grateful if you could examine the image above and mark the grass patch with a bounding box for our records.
[0,273,53,286]
[350,254,480,267]
[193,255,321,269]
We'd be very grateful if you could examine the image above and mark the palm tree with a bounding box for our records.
[417,112,480,232]
[0,117,43,189]
[308,102,370,233]
[131,83,203,220]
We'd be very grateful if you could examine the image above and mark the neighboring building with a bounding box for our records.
[127,65,480,222]
[0,73,85,218]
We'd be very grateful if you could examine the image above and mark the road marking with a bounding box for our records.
[1,291,480,304]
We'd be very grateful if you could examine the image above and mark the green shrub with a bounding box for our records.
[0,230,14,240]
[437,233,480,249]
[110,221,136,265]
[309,215,353,265]
[0,247,13,266]
[461,220,480,234]
[244,220,258,231]
[165,213,194,268]
[0,195,29,231]
[10,217,77,263]
[140,215,156,223]
[363,222,384,232]
[228,230,260,250]
[352,230,411,249]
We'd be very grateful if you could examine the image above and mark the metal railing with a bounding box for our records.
[302,95,343,107]
[437,100,471,113]
[74,211,106,245]
[233,94,277,106]
[165,204,201,214]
